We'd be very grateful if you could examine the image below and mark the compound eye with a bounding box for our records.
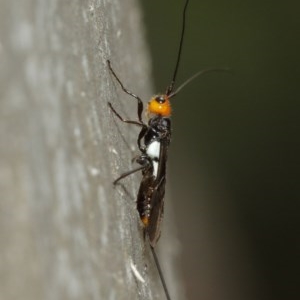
[155,96,165,104]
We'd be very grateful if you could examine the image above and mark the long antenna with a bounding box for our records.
[169,67,230,98]
[166,0,190,96]
[150,246,171,300]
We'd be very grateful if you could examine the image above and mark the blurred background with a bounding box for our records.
[141,0,300,299]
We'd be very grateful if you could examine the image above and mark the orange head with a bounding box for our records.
[147,94,171,117]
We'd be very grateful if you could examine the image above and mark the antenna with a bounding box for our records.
[169,67,230,98]
[166,0,190,96]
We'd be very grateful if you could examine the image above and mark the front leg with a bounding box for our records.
[108,102,144,127]
[107,60,145,123]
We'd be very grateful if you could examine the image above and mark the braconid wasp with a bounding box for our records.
[108,0,227,299]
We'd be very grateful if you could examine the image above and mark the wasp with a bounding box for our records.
[108,0,190,247]
[108,0,227,298]
[108,60,173,298]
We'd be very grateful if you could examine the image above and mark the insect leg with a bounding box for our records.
[113,155,151,185]
[107,60,144,123]
[108,102,148,151]
[113,165,146,185]
[108,102,144,127]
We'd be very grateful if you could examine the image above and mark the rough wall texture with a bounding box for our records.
[0,0,184,299]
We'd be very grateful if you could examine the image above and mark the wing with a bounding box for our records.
[136,173,154,227]
[147,136,169,247]
[147,174,166,247]
[137,118,171,247]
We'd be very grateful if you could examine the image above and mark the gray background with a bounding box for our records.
[0,0,183,299]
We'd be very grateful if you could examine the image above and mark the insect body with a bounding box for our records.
[108,76,174,299]
[108,0,190,244]
[108,80,172,247]
[108,0,225,246]
[136,110,171,247]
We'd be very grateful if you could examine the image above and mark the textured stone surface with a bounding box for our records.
[0,0,183,299]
